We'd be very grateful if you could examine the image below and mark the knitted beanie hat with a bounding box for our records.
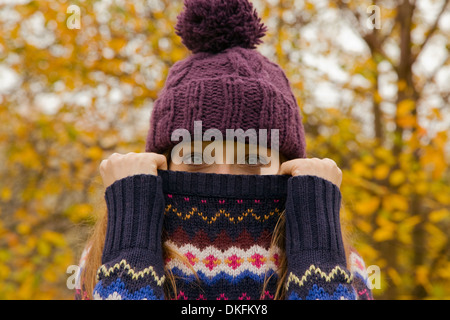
[145,0,306,160]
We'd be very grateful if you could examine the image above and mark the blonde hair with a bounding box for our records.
[80,151,351,300]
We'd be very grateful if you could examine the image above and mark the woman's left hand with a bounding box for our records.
[277,158,343,188]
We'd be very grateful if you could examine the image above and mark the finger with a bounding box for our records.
[277,160,292,176]
[323,158,337,167]
[277,159,308,176]
[109,152,121,160]
[154,154,168,171]
[99,159,108,176]
[147,153,168,173]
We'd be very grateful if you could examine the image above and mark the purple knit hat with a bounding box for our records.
[145,0,306,160]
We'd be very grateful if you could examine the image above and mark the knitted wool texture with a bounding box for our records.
[160,170,289,300]
[145,0,306,160]
[92,170,374,300]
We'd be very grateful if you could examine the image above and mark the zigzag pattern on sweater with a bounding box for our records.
[96,259,165,286]
[168,266,279,285]
[164,227,275,250]
[164,204,282,224]
[161,191,284,300]
[285,265,353,291]
[164,240,281,277]
[287,284,356,300]
[93,278,164,300]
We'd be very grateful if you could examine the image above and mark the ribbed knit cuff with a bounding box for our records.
[102,174,165,268]
[285,175,346,270]
[157,169,290,198]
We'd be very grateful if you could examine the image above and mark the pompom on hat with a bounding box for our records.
[175,0,268,53]
[145,0,306,160]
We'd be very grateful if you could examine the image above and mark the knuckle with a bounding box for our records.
[324,158,338,170]
[155,153,167,160]
[99,160,107,173]
[109,153,121,160]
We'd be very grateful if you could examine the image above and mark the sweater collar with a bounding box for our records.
[157,169,290,199]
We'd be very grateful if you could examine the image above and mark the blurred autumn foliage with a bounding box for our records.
[0,0,449,299]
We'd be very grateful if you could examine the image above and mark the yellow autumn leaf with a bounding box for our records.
[415,266,432,292]
[42,231,66,247]
[16,223,31,235]
[354,197,380,216]
[37,240,52,257]
[382,194,409,212]
[351,161,372,179]
[397,80,407,92]
[374,147,396,165]
[356,219,373,234]
[397,99,415,116]
[87,146,104,160]
[429,209,450,223]
[25,236,38,252]
[304,1,316,11]
[362,154,375,166]
[0,187,12,201]
[402,215,422,228]
[388,267,402,286]
[357,244,378,262]
[0,264,11,280]
[14,208,28,219]
[425,222,447,249]
[397,115,416,128]
[436,192,450,205]
[373,90,382,103]
[420,148,447,179]
[396,99,416,128]
[437,262,450,279]
[110,38,127,51]
[17,278,34,300]
[171,47,187,62]
[392,211,407,221]
[66,203,93,223]
[389,170,406,186]
[43,267,58,283]
[414,181,428,195]
[374,164,390,180]
[12,145,41,170]
[373,214,397,242]
[398,225,412,245]
[373,227,395,242]
[53,251,74,267]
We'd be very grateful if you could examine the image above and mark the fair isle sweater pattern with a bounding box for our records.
[83,170,373,300]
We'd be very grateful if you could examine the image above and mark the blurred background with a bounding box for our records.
[0,0,449,299]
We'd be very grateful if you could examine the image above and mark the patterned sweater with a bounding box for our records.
[88,170,373,300]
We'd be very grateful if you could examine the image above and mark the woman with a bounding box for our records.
[76,0,372,300]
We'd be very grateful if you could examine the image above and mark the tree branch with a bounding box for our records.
[411,0,450,65]
[336,0,399,74]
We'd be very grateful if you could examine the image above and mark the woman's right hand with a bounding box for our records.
[99,152,168,189]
